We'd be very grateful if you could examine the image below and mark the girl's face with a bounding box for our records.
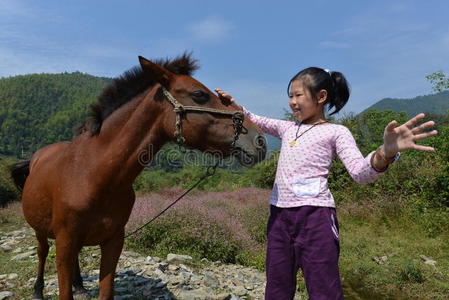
[288,79,326,123]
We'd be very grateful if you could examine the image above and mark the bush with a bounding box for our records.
[0,158,20,207]
[399,261,425,283]
[242,151,279,189]
[128,211,241,263]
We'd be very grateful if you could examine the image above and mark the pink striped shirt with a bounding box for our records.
[243,107,385,208]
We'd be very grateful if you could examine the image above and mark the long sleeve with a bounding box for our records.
[242,106,293,139]
[334,125,385,184]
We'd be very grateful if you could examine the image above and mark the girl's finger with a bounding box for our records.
[410,144,435,152]
[413,130,438,141]
[403,113,426,129]
[411,120,436,134]
[385,120,398,132]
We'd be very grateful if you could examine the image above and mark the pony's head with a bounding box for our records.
[139,55,266,166]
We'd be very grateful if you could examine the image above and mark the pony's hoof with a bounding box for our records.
[31,293,44,300]
[74,292,91,300]
[73,287,91,300]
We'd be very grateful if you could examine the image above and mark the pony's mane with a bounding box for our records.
[74,53,199,136]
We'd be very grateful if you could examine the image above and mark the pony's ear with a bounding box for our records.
[138,56,171,87]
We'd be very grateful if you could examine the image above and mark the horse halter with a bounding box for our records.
[161,87,248,150]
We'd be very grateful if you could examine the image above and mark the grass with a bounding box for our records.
[2,166,449,299]
[338,207,449,299]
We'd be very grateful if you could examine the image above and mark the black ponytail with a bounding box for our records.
[287,67,350,116]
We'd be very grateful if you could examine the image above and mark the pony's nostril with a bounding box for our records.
[254,135,267,148]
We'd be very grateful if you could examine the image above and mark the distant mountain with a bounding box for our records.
[361,91,449,117]
[265,134,281,152]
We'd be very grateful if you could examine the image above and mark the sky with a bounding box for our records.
[0,0,448,118]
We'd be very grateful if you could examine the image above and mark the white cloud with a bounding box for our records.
[146,16,236,58]
[188,16,235,42]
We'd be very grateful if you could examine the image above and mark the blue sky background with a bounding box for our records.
[1,0,448,118]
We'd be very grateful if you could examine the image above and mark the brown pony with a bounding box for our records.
[10,54,266,300]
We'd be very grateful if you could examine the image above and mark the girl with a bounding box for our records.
[215,67,438,300]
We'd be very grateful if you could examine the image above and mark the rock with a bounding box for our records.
[176,289,208,300]
[114,295,134,300]
[0,245,13,252]
[9,229,26,236]
[0,229,278,299]
[168,264,180,272]
[167,253,193,264]
[372,256,388,264]
[200,258,210,264]
[11,250,35,260]
[7,273,18,280]
[114,287,128,294]
[0,291,14,300]
[212,293,232,300]
[156,262,169,271]
[203,273,219,288]
[12,247,22,253]
[419,255,437,266]
[234,286,247,297]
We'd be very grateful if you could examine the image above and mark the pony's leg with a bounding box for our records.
[98,230,124,300]
[55,232,80,300]
[32,232,49,300]
[73,255,88,295]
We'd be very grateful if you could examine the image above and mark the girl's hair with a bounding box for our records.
[287,67,350,116]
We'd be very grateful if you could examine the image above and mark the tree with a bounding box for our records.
[426,71,449,92]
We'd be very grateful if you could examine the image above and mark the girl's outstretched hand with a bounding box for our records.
[214,88,242,109]
[383,113,438,157]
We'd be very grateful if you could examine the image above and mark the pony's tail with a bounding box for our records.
[9,160,30,192]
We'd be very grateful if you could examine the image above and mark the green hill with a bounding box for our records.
[362,91,449,117]
[0,72,111,157]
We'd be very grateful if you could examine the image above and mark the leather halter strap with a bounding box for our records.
[161,87,247,148]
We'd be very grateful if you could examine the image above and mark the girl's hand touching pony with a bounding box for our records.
[215,88,242,109]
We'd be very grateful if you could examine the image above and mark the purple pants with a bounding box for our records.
[265,205,343,300]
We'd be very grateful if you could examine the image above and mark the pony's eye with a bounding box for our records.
[191,90,210,103]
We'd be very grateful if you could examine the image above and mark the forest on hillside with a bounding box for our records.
[364,91,449,117]
[0,72,448,158]
[0,73,110,157]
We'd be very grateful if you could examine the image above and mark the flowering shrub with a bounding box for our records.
[126,187,270,268]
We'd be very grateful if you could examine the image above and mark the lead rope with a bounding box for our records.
[125,160,219,239]
[125,88,245,239]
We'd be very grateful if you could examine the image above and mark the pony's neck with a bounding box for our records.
[95,85,171,186]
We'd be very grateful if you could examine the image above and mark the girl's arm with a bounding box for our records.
[336,113,438,184]
[335,126,386,184]
[241,106,293,139]
[215,88,293,138]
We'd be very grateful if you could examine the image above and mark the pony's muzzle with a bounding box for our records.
[232,132,267,167]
